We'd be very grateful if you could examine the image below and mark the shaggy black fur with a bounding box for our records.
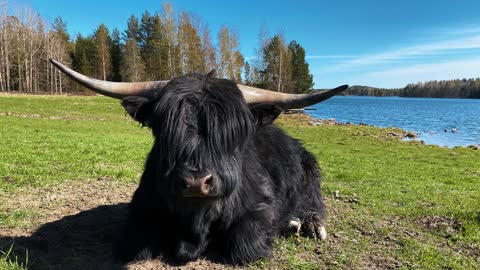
[114,73,326,265]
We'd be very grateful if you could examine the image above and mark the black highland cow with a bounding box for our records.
[50,59,348,265]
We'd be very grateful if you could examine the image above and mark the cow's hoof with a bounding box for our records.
[318,225,327,240]
[288,217,302,243]
[288,217,302,236]
[303,212,327,241]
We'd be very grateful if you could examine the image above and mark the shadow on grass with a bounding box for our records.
[0,203,231,270]
[0,204,128,270]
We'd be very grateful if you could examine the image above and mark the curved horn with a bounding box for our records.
[50,59,348,107]
[238,84,349,109]
[49,59,168,99]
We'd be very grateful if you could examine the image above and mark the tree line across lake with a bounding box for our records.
[0,2,314,94]
[335,78,480,98]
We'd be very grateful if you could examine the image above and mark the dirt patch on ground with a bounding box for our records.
[417,215,463,236]
[416,215,480,264]
[0,180,248,270]
[360,254,402,270]
[0,179,134,227]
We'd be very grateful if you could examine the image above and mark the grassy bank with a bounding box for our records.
[0,95,479,269]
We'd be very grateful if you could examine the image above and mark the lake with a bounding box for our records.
[307,96,480,147]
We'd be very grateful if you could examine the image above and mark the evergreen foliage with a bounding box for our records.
[341,79,480,98]
[110,28,123,82]
[288,41,314,93]
[52,16,69,44]
[71,34,95,76]
[94,24,111,80]
[251,34,313,94]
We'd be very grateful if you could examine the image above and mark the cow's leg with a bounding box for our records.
[173,234,209,263]
[224,204,274,265]
[113,183,158,262]
[113,213,153,262]
[299,150,327,241]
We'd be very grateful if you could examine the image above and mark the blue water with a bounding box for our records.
[307,96,480,147]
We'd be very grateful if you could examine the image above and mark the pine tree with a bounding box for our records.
[121,39,144,82]
[94,23,111,80]
[261,34,292,92]
[150,13,164,80]
[139,11,155,79]
[110,28,122,81]
[71,34,95,92]
[124,15,141,43]
[122,14,144,81]
[72,34,95,76]
[288,40,314,93]
[52,17,70,44]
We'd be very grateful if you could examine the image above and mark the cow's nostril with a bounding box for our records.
[199,174,213,195]
[183,176,195,190]
[202,174,213,187]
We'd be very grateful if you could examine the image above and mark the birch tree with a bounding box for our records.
[49,16,70,93]
[0,0,11,92]
[178,12,204,74]
[161,3,177,78]
[260,34,292,92]
[217,26,244,82]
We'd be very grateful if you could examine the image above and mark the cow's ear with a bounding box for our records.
[121,96,154,126]
[250,104,283,127]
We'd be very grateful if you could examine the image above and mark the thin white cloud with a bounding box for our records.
[306,55,356,60]
[330,34,480,71]
[437,25,480,35]
[312,25,480,88]
[247,54,357,61]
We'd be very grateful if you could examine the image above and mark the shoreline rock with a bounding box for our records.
[279,114,478,150]
[467,144,479,150]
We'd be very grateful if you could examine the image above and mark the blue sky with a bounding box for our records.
[21,0,480,88]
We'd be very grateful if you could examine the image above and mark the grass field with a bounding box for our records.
[0,94,479,269]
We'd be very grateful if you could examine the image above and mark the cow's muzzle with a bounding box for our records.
[182,173,213,197]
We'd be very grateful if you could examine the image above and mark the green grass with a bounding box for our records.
[0,244,27,270]
[0,95,151,190]
[0,94,479,269]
